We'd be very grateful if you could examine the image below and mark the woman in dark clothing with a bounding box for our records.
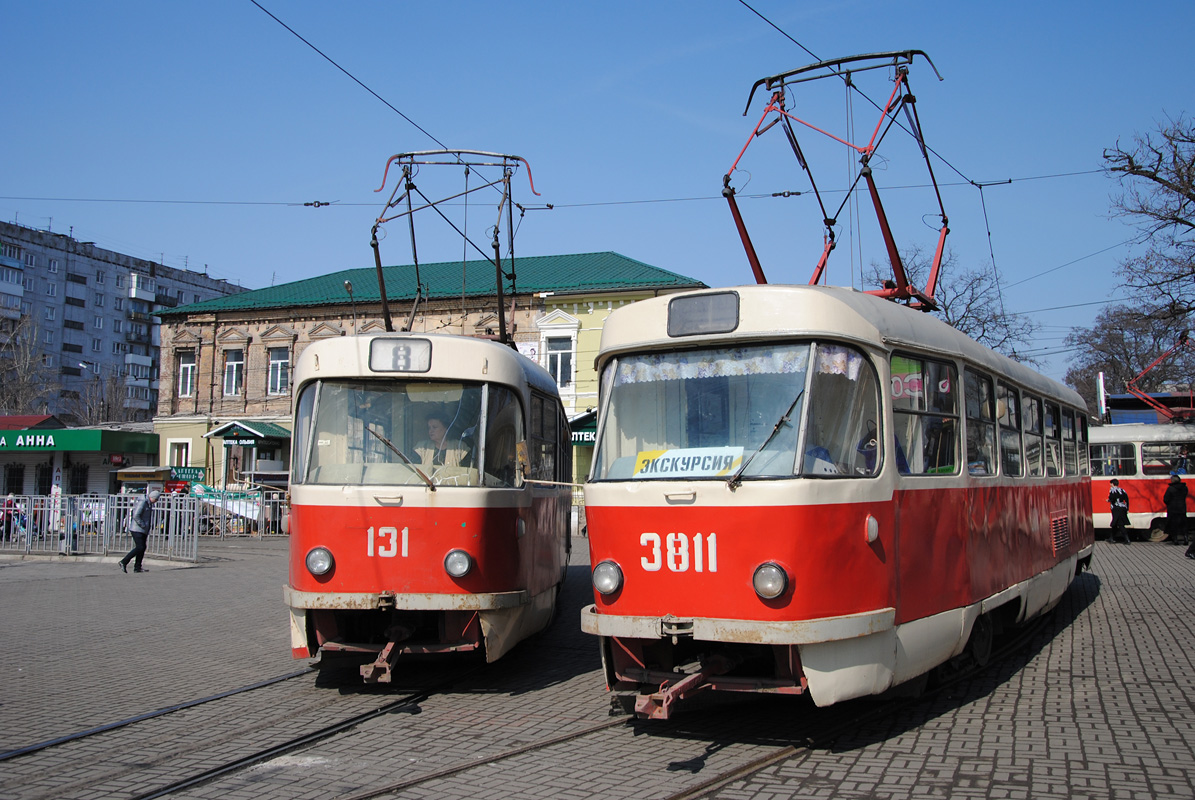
[1162,474,1190,552]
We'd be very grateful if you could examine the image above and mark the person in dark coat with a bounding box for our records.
[1108,479,1131,544]
[1162,474,1189,550]
[119,490,160,573]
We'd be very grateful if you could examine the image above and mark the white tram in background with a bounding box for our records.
[284,334,572,682]
[581,285,1094,718]
[1089,422,1195,531]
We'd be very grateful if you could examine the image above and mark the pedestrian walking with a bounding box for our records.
[1162,473,1189,551]
[119,490,160,573]
[1108,479,1131,544]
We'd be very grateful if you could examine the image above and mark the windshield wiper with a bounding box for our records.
[366,425,436,491]
[727,390,804,489]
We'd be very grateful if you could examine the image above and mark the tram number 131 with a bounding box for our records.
[640,532,717,573]
[367,526,409,558]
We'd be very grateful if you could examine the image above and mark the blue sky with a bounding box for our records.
[3,1,1191,381]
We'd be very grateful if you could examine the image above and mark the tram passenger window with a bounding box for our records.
[891,355,958,476]
[964,369,996,476]
[997,382,1023,477]
[1022,395,1044,476]
[292,382,317,483]
[529,393,557,482]
[1142,442,1192,476]
[801,345,880,477]
[1044,402,1062,477]
[1061,409,1077,475]
[483,386,523,487]
[1090,443,1137,476]
[1077,414,1090,475]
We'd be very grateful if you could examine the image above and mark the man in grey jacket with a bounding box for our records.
[119,490,160,573]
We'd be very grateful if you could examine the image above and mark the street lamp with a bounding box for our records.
[344,280,358,333]
[77,362,111,423]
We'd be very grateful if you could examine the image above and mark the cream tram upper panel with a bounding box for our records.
[294,333,559,397]
[1090,422,1195,444]
[597,285,1084,410]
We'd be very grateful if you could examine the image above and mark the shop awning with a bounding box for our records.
[203,420,292,447]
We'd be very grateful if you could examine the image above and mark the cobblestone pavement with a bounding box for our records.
[1,538,1193,799]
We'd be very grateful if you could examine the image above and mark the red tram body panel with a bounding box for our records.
[285,334,571,680]
[581,286,1094,717]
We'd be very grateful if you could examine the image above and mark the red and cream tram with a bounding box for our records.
[1090,422,1195,532]
[285,333,572,681]
[581,286,1094,718]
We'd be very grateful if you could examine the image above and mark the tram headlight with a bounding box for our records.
[305,547,334,576]
[444,549,473,578]
[752,562,788,600]
[592,560,623,596]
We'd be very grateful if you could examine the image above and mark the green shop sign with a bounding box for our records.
[0,429,158,453]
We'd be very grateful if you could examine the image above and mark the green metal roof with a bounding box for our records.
[203,420,292,440]
[160,252,705,317]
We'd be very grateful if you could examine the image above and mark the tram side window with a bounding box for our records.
[996,382,1023,477]
[964,369,996,476]
[1044,401,1062,477]
[1061,409,1078,475]
[1077,414,1090,475]
[1090,443,1137,476]
[1142,442,1193,476]
[801,344,881,477]
[890,354,958,475]
[483,385,523,487]
[1022,394,1044,476]
[529,393,557,482]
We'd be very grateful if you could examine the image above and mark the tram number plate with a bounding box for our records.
[640,532,717,573]
[367,526,409,558]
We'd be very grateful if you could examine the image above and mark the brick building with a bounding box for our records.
[153,252,704,487]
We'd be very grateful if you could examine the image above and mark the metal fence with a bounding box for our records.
[0,491,290,562]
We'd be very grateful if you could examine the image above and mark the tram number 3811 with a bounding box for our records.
[367,526,410,558]
[640,532,717,573]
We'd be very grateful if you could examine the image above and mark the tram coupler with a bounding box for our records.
[360,640,400,683]
[633,654,735,719]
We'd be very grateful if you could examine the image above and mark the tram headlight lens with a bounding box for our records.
[444,549,473,578]
[592,560,623,596]
[752,562,788,600]
[305,547,334,576]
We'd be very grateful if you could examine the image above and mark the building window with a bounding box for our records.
[94,293,105,308]
[48,258,58,273]
[112,319,122,333]
[168,440,191,467]
[96,270,105,285]
[24,252,36,268]
[111,341,127,355]
[116,274,125,289]
[68,463,89,494]
[43,329,53,344]
[94,315,103,329]
[3,464,24,494]
[2,243,19,260]
[45,282,56,297]
[223,349,244,396]
[23,277,33,291]
[114,297,124,311]
[44,307,55,322]
[178,351,197,398]
[267,347,289,395]
[546,337,573,388]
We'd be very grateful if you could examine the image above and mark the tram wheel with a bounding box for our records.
[968,613,994,667]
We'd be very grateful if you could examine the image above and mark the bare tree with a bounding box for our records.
[1063,304,1195,414]
[62,367,129,425]
[867,245,1042,363]
[0,315,59,415]
[1104,116,1195,314]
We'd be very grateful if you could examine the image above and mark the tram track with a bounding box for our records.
[0,667,314,762]
[660,613,1054,800]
